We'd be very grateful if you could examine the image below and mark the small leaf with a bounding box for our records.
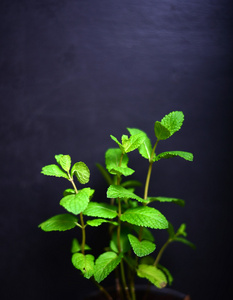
[167,222,175,238]
[137,264,167,288]
[72,253,95,279]
[41,164,69,179]
[87,219,118,227]
[63,189,75,196]
[121,180,142,188]
[122,133,145,153]
[110,135,124,152]
[127,128,153,160]
[111,226,131,253]
[133,226,155,242]
[154,122,171,140]
[107,185,147,203]
[128,234,156,257]
[147,196,185,207]
[83,202,118,219]
[176,223,187,237]
[157,264,173,285]
[155,151,193,162]
[105,148,129,169]
[71,238,91,253]
[110,166,135,177]
[161,111,184,136]
[60,155,71,172]
[38,214,78,231]
[55,154,64,165]
[174,237,196,249]
[120,207,168,229]
[94,252,122,283]
[60,188,92,214]
[71,162,90,184]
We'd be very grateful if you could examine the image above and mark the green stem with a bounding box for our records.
[92,278,113,300]
[153,239,172,266]
[68,173,86,254]
[120,260,132,300]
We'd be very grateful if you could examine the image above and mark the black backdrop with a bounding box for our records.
[1,1,232,299]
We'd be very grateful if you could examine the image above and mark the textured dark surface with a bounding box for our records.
[1,1,232,300]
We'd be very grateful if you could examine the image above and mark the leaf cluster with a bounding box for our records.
[38,111,195,300]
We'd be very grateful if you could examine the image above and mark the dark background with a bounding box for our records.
[1,0,232,299]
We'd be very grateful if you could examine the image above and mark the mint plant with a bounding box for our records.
[39,111,195,300]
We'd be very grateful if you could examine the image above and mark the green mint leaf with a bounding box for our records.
[161,111,184,136]
[127,128,153,160]
[155,151,193,162]
[109,166,135,177]
[154,121,171,141]
[111,227,131,253]
[87,219,118,227]
[94,252,122,283]
[107,185,147,203]
[63,189,75,196]
[121,180,142,188]
[137,264,167,288]
[122,133,145,153]
[83,202,118,219]
[147,196,185,207]
[71,162,90,184]
[72,253,95,279]
[71,238,91,253]
[96,163,113,186]
[110,135,124,152]
[157,264,173,286]
[41,164,69,179]
[54,154,64,165]
[60,188,92,215]
[38,214,78,231]
[132,226,155,242]
[167,222,175,238]
[105,148,129,169]
[59,155,71,172]
[120,207,168,229]
[174,237,196,249]
[128,234,156,257]
[176,223,187,236]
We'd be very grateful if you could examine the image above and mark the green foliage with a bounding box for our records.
[94,252,123,283]
[38,214,78,231]
[128,234,156,257]
[39,111,195,299]
[137,264,167,288]
[71,162,90,184]
[120,206,168,229]
[60,188,93,215]
[72,253,95,279]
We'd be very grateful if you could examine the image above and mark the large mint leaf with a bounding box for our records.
[59,155,71,172]
[72,253,95,279]
[155,151,193,162]
[107,185,146,203]
[83,202,118,219]
[94,252,122,283]
[71,162,90,184]
[60,188,92,214]
[154,121,171,141]
[147,196,185,207]
[161,111,184,136]
[127,128,153,160]
[128,234,156,257]
[120,207,168,229]
[38,214,78,231]
[137,264,167,288]
[41,164,68,179]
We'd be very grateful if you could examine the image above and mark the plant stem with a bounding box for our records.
[120,260,132,300]
[92,279,113,300]
[143,139,159,201]
[68,173,86,254]
[153,239,172,266]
